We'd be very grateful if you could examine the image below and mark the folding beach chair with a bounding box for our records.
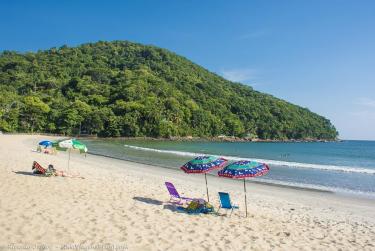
[32,161,46,175]
[218,192,239,217]
[165,182,196,205]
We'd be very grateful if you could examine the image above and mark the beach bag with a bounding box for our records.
[202,202,214,213]
[186,200,201,212]
[185,200,214,214]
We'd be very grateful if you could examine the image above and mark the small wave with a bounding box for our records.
[254,178,375,198]
[123,144,375,175]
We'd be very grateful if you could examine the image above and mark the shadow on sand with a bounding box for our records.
[133,196,163,206]
[162,204,182,212]
[13,171,45,177]
[132,196,184,213]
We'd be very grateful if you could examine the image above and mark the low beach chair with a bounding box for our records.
[32,161,46,175]
[218,192,239,217]
[165,182,195,205]
[31,161,84,178]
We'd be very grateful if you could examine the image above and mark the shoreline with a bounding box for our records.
[88,151,375,202]
[1,134,374,250]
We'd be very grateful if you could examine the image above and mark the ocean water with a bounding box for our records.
[81,139,375,197]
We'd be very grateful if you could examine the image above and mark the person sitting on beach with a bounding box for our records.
[32,161,83,178]
[43,148,56,154]
[46,164,84,178]
[36,145,56,155]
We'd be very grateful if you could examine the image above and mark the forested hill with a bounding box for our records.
[0,41,338,140]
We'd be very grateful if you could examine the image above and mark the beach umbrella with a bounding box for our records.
[53,139,88,170]
[181,155,228,202]
[38,140,53,148]
[54,139,88,153]
[37,140,55,153]
[218,160,270,217]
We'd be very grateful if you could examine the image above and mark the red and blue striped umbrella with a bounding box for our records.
[181,155,227,173]
[181,156,228,201]
[218,160,269,178]
[218,160,270,217]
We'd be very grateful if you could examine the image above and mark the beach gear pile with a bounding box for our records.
[164,182,215,214]
[178,200,215,214]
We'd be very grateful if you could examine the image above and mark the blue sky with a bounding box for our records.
[1,0,374,139]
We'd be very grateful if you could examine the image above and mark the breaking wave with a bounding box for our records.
[123,144,375,175]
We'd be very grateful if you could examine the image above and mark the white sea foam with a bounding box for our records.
[123,144,375,175]
[253,178,375,198]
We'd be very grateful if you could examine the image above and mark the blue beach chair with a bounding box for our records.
[218,192,239,217]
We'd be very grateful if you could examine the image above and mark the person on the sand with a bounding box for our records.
[46,164,83,178]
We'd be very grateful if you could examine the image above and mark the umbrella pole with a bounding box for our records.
[244,178,248,217]
[68,149,71,172]
[205,173,210,202]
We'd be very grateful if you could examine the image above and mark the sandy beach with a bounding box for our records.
[0,134,374,251]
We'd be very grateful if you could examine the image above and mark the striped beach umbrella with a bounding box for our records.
[218,160,270,217]
[181,155,227,202]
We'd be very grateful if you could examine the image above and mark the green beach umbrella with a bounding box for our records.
[53,138,88,170]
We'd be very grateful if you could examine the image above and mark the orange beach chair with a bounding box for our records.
[32,161,46,175]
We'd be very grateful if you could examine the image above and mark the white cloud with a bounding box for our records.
[355,97,375,109]
[221,68,257,83]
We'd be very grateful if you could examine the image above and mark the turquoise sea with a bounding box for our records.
[81,139,375,197]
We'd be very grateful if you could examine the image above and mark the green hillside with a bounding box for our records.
[0,41,338,140]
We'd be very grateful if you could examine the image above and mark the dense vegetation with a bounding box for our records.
[0,41,338,140]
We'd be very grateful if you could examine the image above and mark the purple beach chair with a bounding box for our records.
[165,182,197,205]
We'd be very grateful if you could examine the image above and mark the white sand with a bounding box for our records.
[0,134,374,251]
